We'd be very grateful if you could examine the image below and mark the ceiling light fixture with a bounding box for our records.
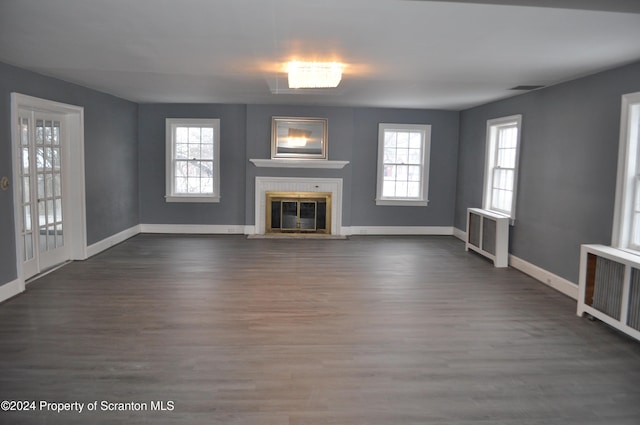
[287,61,343,89]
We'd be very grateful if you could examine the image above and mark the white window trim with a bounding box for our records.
[375,123,431,206]
[482,114,522,222]
[165,118,220,203]
[612,92,640,252]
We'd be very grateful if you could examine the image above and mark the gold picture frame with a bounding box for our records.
[271,117,328,159]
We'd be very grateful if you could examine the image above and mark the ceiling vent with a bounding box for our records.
[510,85,545,91]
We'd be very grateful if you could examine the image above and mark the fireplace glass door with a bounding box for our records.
[266,192,331,234]
[280,201,317,230]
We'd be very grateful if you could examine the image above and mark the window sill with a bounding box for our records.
[614,246,640,258]
[375,199,429,207]
[165,195,220,203]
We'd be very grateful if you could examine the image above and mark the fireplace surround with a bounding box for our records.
[254,177,343,236]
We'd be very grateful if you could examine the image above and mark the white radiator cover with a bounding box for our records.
[465,208,509,267]
[578,244,640,342]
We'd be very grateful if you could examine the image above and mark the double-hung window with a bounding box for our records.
[165,118,220,203]
[376,123,431,206]
[613,92,640,251]
[483,115,522,219]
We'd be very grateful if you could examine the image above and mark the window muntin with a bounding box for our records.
[613,92,640,251]
[376,123,431,206]
[483,115,522,219]
[166,118,220,202]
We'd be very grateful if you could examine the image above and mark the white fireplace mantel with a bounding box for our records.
[249,159,349,169]
[254,176,344,236]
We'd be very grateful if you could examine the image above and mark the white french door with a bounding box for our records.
[17,110,69,279]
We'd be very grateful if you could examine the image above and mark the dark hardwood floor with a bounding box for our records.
[1,234,639,424]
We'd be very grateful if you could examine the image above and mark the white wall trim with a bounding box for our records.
[345,226,454,236]
[483,115,522,221]
[453,227,466,241]
[140,224,455,237]
[249,159,349,169]
[509,254,578,300]
[86,225,141,258]
[0,279,25,305]
[11,93,87,284]
[376,123,431,206]
[140,224,247,234]
[455,222,577,298]
[1,223,580,306]
[456,225,577,299]
[166,118,220,202]
[612,91,640,248]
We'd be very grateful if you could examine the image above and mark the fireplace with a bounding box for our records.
[253,177,343,236]
[266,192,331,235]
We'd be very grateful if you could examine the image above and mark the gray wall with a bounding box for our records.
[140,103,459,229]
[245,105,459,227]
[138,104,247,225]
[455,60,640,283]
[351,108,459,226]
[244,105,355,226]
[0,61,139,287]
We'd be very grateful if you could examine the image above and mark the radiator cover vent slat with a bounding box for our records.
[592,257,624,320]
[629,269,640,331]
[482,217,497,255]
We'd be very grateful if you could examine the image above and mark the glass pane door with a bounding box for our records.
[299,201,317,230]
[17,111,68,279]
[18,115,34,264]
[281,201,298,230]
[35,118,64,254]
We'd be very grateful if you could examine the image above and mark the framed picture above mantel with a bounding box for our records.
[271,117,328,160]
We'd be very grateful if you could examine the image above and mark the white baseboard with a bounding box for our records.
[140,224,247,234]
[453,227,466,241]
[509,254,578,300]
[139,224,455,237]
[344,226,454,236]
[0,278,25,304]
[454,225,576,299]
[86,225,141,258]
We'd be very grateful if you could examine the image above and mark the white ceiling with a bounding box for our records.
[1,0,640,110]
